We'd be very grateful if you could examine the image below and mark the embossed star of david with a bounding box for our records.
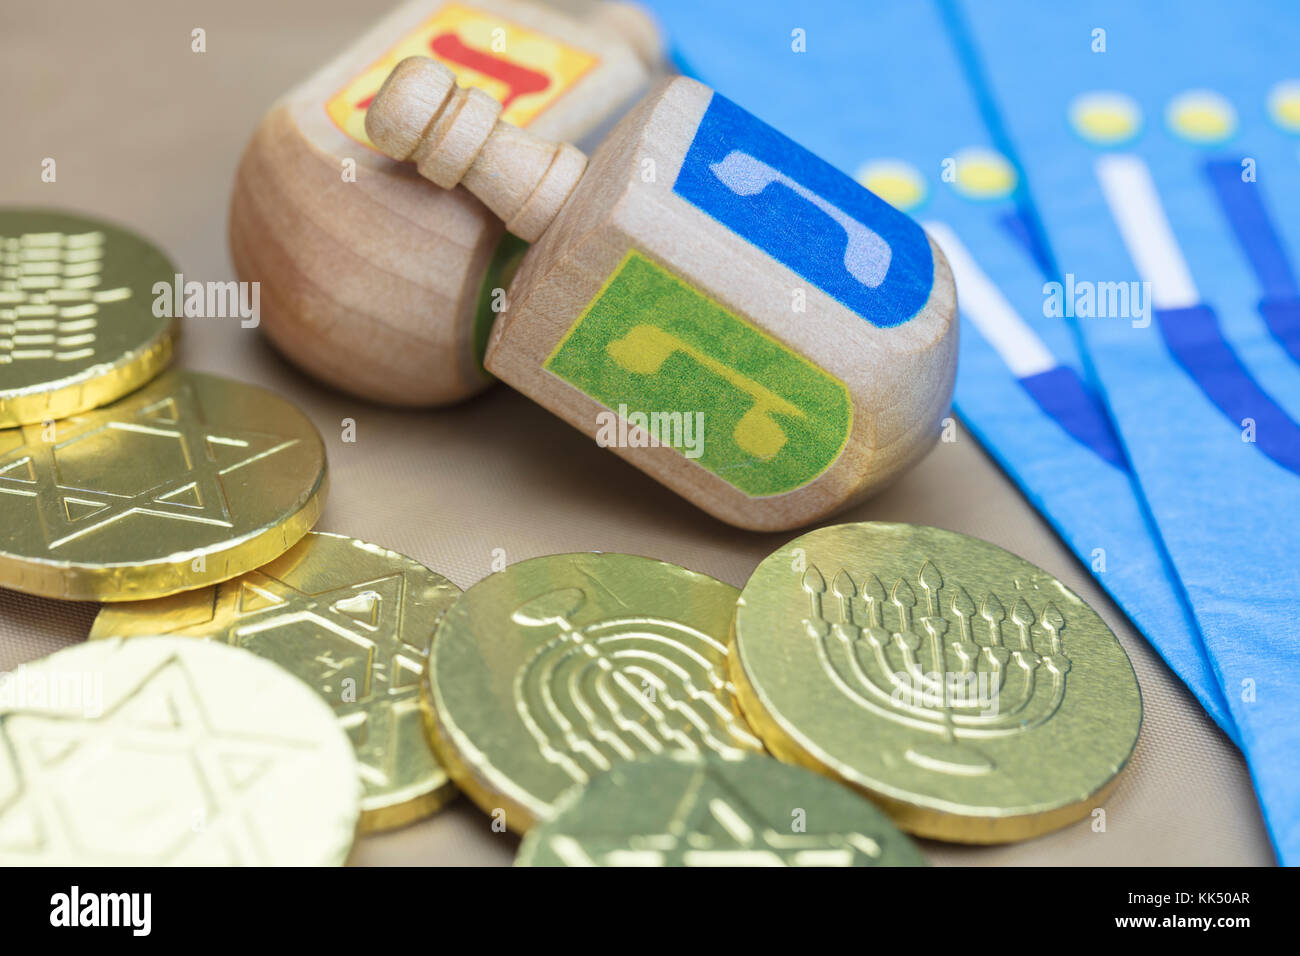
[0,378,300,550]
[0,653,320,864]
[206,569,425,791]
[547,764,885,867]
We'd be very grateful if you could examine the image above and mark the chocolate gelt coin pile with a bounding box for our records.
[0,157,1140,860]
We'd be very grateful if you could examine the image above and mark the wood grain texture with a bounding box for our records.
[228,0,661,406]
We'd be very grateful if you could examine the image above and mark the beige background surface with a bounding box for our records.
[0,0,1272,865]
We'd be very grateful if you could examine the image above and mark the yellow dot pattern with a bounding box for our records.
[855,159,927,212]
[952,148,1017,201]
[1269,80,1300,133]
[1166,89,1237,144]
[1069,91,1142,145]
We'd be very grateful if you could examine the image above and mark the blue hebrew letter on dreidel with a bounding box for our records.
[673,92,934,328]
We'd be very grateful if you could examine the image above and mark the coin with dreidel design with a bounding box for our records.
[422,552,764,832]
[0,369,327,601]
[88,531,462,832]
[515,751,927,867]
[0,637,360,865]
[730,522,1142,844]
[0,209,177,427]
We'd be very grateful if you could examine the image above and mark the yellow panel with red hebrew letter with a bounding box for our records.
[325,2,599,148]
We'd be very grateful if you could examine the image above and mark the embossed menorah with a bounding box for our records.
[510,587,759,784]
[802,560,1071,775]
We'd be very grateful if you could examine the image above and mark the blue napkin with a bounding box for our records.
[947,0,1300,861]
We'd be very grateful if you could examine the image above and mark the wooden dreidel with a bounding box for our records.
[367,59,957,531]
[228,0,663,406]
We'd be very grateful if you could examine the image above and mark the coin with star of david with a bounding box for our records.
[89,532,463,832]
[0,369,327,600]
[0,636,360,865]
[515,752,927,867]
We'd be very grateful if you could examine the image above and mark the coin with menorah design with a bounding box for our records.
[87,532,461,832]
[0,209,177,427]
[515,751,927,867]
[731,522,1141,844]
[0,369,326,601]
[423,552,763,832]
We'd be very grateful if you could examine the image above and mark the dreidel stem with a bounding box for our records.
[365,56,588,242]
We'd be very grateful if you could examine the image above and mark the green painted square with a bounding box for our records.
[544,252,852,497]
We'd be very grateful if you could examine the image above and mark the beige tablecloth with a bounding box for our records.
[0,0,1272,865]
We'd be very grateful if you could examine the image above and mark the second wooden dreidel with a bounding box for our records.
[368,58,957,531]
[229,0,662,407]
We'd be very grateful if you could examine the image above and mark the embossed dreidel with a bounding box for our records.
[367,59,956,530]
[229,0,662,406]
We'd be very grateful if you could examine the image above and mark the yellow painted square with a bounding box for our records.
[325,2,599,150]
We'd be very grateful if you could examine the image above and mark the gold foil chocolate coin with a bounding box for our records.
[0,209,177,427]
[731,522,1142,844]
[0,369,327,601]
[424,552,763,832]
[0,637,360,865]
[89,532,462,832]
[515,751,928,867]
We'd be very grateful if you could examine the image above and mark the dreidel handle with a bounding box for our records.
[365,57,588,242]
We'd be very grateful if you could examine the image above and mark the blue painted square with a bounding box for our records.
[673,91,934,328]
